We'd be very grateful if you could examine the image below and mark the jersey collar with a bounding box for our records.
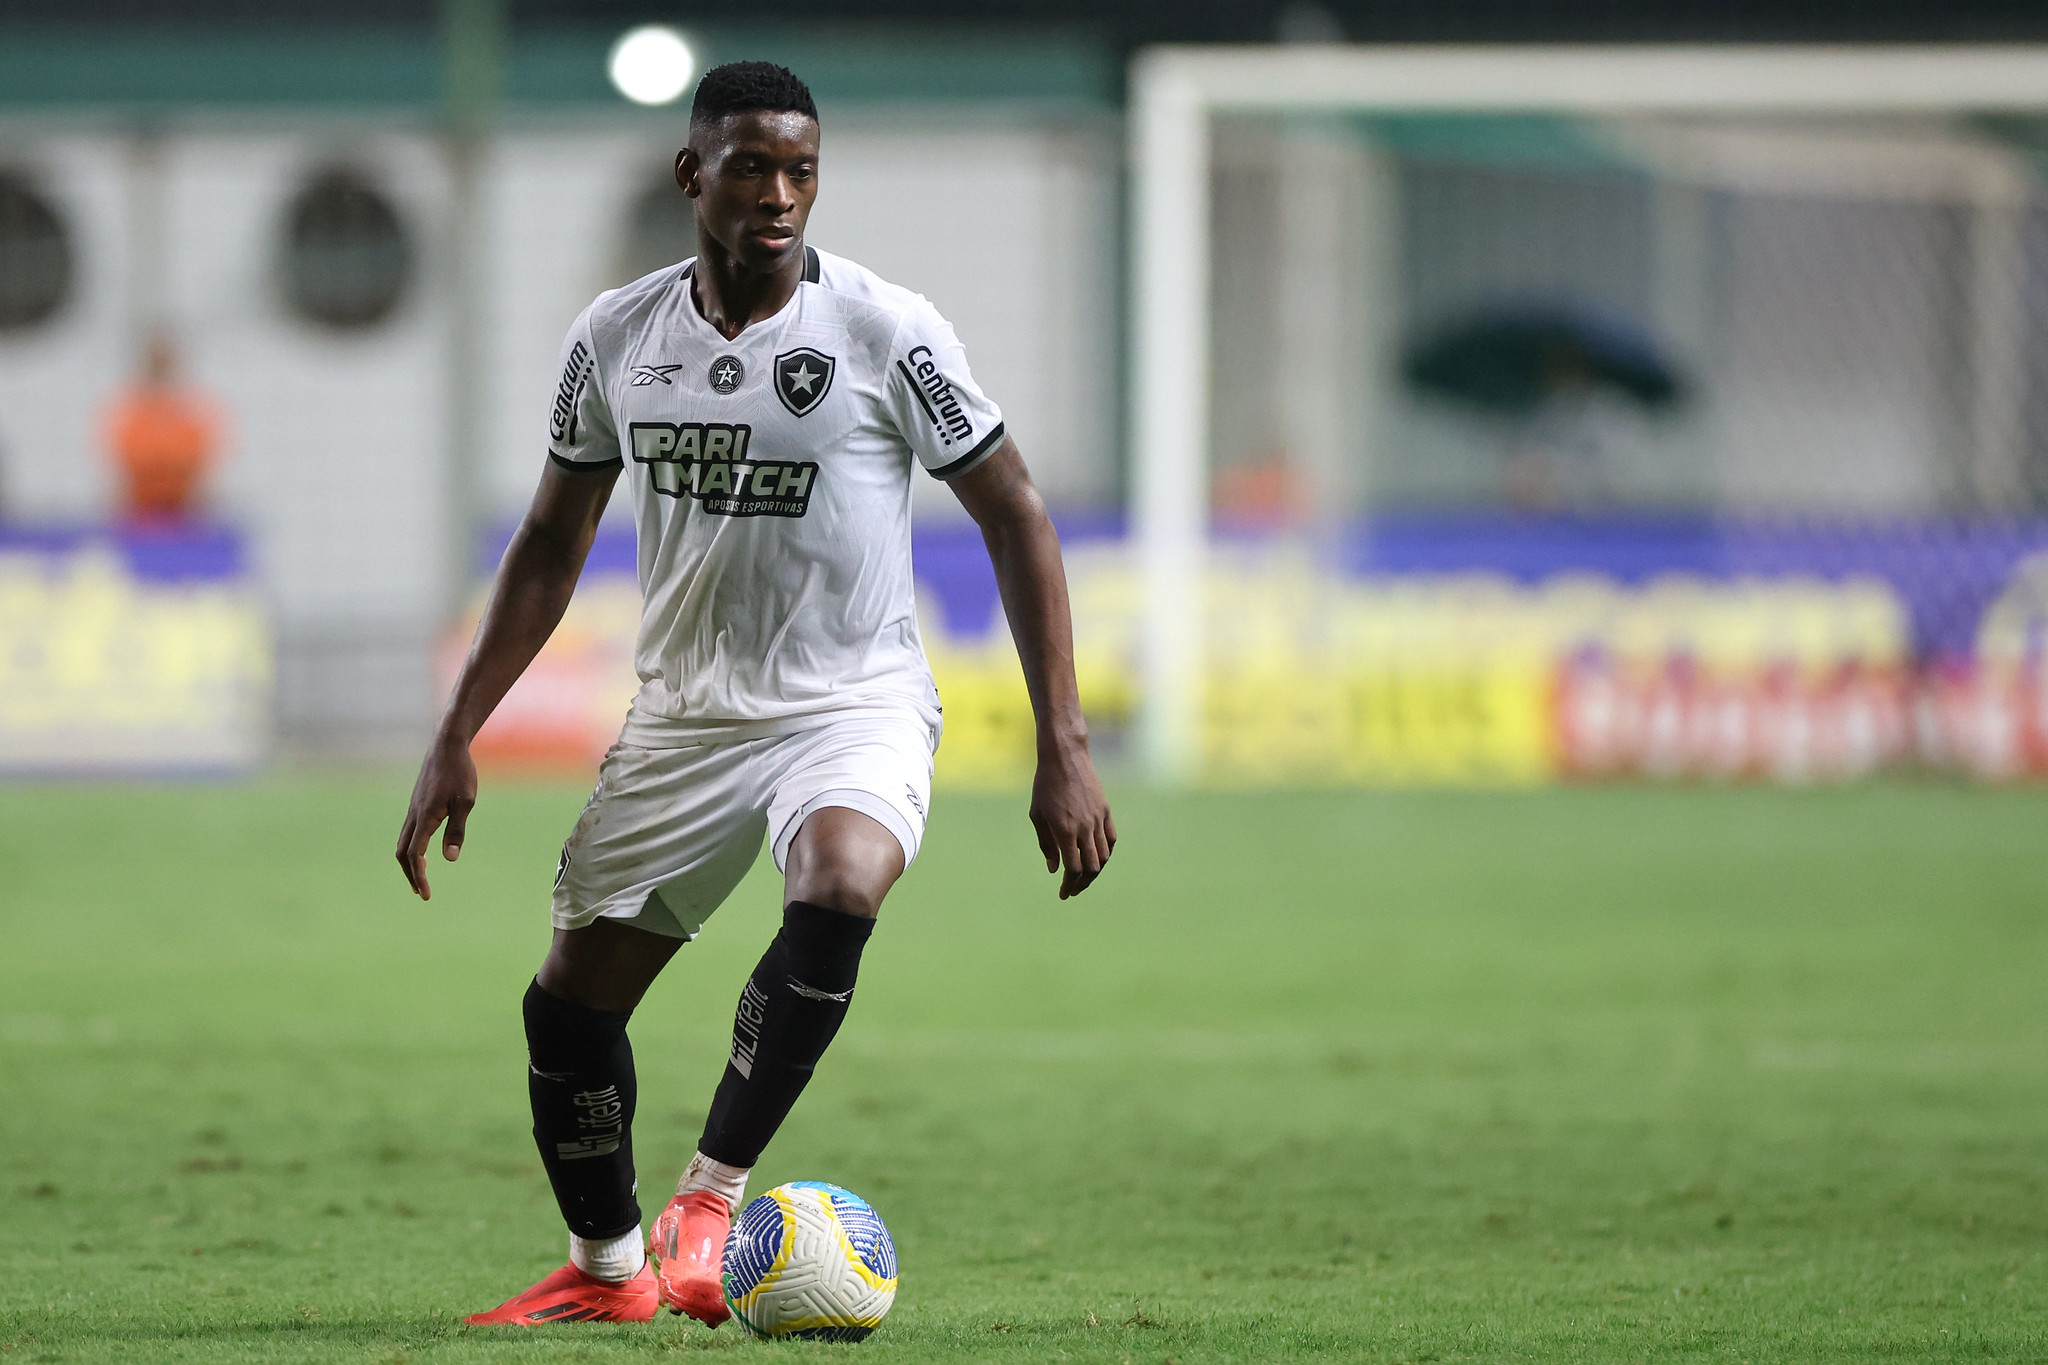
[674,247,818,344]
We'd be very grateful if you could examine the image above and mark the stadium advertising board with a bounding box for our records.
[0,528,269,774]
[450,515,2048,788]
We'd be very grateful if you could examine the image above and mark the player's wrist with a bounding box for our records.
[1034,720,1091,766]
[432,711,482,753]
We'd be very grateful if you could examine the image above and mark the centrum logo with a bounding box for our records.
[897,344,973,446]
[551,341,592,442]
[628,421,818,518]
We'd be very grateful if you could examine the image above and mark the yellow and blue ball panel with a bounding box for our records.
[722,1181,898,1341]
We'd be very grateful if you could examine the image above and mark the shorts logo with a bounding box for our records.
[897,344,973,447]
[774,348,835,418]
[629,421,818,517]
[550,340,592,442]
[629,363,685,387]
[708,355,744,393]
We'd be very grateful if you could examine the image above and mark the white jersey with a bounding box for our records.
[547,246,1005,744]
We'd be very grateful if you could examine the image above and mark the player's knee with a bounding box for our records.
[785,811,904,918]
[536,919,679,1012]
[535,953,622,1011]
[786,846,896,919]
[790,853,888,918]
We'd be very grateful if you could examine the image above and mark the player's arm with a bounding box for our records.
[395,461,619,899]
[949,438,1115,899]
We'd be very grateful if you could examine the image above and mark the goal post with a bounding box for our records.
[1129,44,2048,784]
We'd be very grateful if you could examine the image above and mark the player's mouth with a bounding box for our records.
[750,226,798,251]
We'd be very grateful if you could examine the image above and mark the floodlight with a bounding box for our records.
[608,26,695,107]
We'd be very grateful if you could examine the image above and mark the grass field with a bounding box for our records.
[1,777,2045,1362]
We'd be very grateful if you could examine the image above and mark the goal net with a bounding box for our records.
[1079,45,2048,787]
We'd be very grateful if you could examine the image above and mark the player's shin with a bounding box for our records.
[696,900,874,1168]
[522,978,645,1280]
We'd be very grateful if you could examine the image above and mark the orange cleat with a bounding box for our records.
[649,1191,733,1325]
[463,1260,658,1325]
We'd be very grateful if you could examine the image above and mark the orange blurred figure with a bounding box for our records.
[1213,449,1307,530]
[103,333,224,523]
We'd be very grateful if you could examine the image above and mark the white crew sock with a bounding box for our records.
[677,1150,750,1211]
[569,1225,645,1283]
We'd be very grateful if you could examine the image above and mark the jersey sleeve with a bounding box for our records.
[546,305,620,470]
[882,299,1006,480]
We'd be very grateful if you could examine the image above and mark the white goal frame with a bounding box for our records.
[1129,44,2048,783]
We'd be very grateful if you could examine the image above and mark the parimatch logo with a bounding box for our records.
[628,422,817,517]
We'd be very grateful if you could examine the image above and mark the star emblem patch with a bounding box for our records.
[708,354,745,394]
[774,347,836,418]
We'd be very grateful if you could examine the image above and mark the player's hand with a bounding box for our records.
[396,733,478,901]
[1030,747,1115,900]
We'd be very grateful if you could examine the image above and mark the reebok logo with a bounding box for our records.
[629,422,818,518]
[629,363,685,387]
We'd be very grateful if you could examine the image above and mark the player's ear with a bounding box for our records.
[675,147,702,198]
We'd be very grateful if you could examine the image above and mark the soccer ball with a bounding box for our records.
[721,1181,898,1341]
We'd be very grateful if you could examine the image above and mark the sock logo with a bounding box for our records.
[555,1085,626,1162]
[785,976,853,1003]
[730,978,769,1079]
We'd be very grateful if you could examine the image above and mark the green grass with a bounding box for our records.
[1,778,2045,1362]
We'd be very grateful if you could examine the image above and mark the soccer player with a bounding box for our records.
[395,62,1115,1328]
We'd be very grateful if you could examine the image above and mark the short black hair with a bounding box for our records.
[689,62,817,127]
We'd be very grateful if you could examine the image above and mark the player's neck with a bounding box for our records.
[690,239,803,342]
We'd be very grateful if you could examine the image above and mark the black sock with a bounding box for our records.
[523,978,641,1240]
[698,900,875,1169]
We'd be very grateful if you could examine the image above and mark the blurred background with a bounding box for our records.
[4,0,2048,790]
[8,7,2048,1359]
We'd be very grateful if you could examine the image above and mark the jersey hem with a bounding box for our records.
[550,451,624,474]
[929,422,1006,481]
[619,700,940,750]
